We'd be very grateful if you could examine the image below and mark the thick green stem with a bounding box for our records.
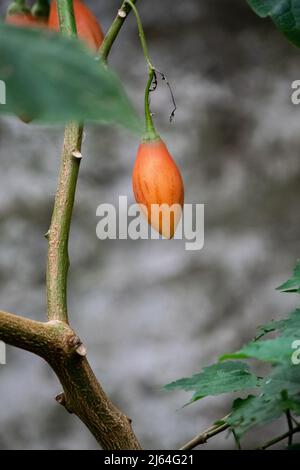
[99,0,138,63]
[46,1,81,324]
[46,123,82,323]
[57,0,77,38]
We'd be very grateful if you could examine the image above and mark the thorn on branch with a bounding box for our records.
[55,392,66,405]
[55,392,73,413]
[44,230,50,239]
[76,343,87,357]
[72,150,83,160]
[118,9,126,18]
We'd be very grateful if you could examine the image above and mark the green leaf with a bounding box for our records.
[247,1,300,48]
[263,364,300,397]
[0,23,141,132]
[254,319,287,340]
[247,0,275,17]
[164,257,300,437]
[220,336,295,364]
[277,261,300,293]
[226,394,286,438]
[225,362,300,437]
[280,309,300,337]
[255,309,300,339]
[164,361,259,403]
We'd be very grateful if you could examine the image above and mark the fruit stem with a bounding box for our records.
[7,0,29,15]
[124,0,160,141]
[124,0,153,70]
[144,69,160,141]
[31,0,50,19]
[56,0,77,39]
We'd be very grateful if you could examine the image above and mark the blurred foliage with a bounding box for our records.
[165,261,300,442]
[0,23,141,132]
[247,0,300,48]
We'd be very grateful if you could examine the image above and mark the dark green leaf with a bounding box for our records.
[164,361,259,403]
[280,309,300,337]
[247,1,300,48]
[225,361,300,437]
[220,336,295,364]
[255,309,300,342]
[263,364,300,397]
[247,0,275,17]
[226,395,286,438]
[254,319,287,340]
[0,23,141,132]
[276,261,300,293]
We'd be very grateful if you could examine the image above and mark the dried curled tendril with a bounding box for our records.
[149,69,177,123]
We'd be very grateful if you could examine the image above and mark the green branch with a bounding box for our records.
[46,0,81,324]
[179,416,230,450]
[258,425,300,450]
[99,0,138,63]
[46,122,83,323]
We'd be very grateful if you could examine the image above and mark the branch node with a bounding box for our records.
[68,334,81,349]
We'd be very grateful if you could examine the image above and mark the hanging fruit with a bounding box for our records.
[133,138,184,238]
[127,1,184,238]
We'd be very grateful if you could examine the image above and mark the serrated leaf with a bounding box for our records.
[164,361,259,403]
[277,261,300,293]
[0,23,141,132]
[263,363,300,396]
[254,319,287,340]
[254,309,300,340]
[280,309,300,337]
[247,0,300,48]
[220,336,295,364]
[225,360,300,436]
[226,395,286,438]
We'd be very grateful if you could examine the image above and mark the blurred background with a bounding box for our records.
[0,0,300,450]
